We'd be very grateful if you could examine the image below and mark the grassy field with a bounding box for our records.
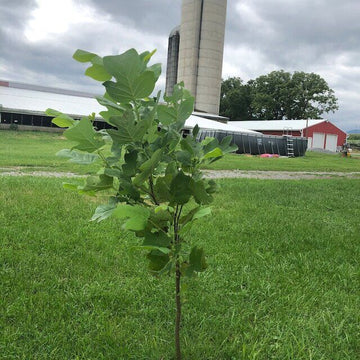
[1,130,360,174]
[0,131,100,174]
[1,176,360,359]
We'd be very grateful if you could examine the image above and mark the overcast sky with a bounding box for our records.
[0,0,359,130]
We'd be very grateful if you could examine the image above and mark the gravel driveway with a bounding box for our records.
[1,168,360,180]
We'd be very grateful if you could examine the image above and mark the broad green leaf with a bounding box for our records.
[170,171,193,205]
[203,147,223,159]
[64,117,105,152]
[133,71,156,99]
[46,108,76,128]
[85,64,112,81]
[176,150,192,167]
[103,49,142,82]
[133,245,170,254]
[180,206,211,226]
[133,149,162,186]
[157,105,176,125]
[192,124,200,138]
[56,149,99,164]
[91,202,117,222]
[113,204,150,231]
[203,138,219,154]
[106,110,149,145]
[147,63,162,81]
[140,49,156,65]
[190,180,213,204]
[219,135,232,149]
[184,246,208,277]
[143,230,171,248]
[147,250,170,272]
[81,174,113,192]
[154,175,172,203]
[178,98,194,124]
[96,96,127,113]
[103,167,122,178]
[73,49,97,63]
[122,150,138,177]
[192,207,211,220]
[103,71,155,103]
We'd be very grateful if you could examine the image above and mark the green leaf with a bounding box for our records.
[143,230,171,248]
[147,63,162,81]
[133,71,156,98]
[190,180,213,204]
[91,202,117,222]
[184,246,208,277]
[133,149,162,186]
[106,110,149,145]
[73,49,97,63]
[56,149,98,164]
[46,108,76,128]
[103,72,155,103]
[192,124,200,138]
[64,117,105,152]
[154,175,172,203]
[192,207,211,220]
[113,204,150,231]
[203,147,223,159]
[122,150,138,177]
[147,250,170,272]
[170,171,193,205]
[81,174,113,192]
[85,64,112,81]
[96,96,126,113]
[177,98,194,124]
[103,49,142,83]
[133,245,170,254]
[157,105,176,125]
[180,206,211,226]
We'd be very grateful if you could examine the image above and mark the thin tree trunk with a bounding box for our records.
[175,259,181,360]
[174,205,182,360]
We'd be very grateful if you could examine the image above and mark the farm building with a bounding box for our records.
[0,80,256,134]
[0,80,309,156]
[230,120,347,152]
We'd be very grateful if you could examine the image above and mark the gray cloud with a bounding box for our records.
[0,0,359,130]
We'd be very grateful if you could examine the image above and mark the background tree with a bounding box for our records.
[220,71,338,121]
[219,77,253,120]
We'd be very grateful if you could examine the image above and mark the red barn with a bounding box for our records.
[231,120,347,152]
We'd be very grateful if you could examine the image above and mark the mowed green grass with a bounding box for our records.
[1,176,359,359]
[1,130,360,173]
[0,131,100,174]
[204,151,360,172]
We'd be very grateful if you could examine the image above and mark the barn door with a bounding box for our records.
[312,132,325,149]
[325,134,338,152]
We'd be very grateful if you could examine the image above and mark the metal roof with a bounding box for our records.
[185,115,258,134]
[0,81,258,134]
[0,83,102,118]
[230,120,326,131]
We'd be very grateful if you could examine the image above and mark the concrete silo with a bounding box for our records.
[165,26,180,97]
[176,0,227,115]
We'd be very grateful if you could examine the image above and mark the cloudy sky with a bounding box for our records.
[0,0,359,130]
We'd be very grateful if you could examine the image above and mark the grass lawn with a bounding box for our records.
[204,151,360,172]
[1,176,359,359]
[1,130,360,174]
[0,130,99,174]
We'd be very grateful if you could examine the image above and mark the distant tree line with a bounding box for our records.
[220,70,338,121]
